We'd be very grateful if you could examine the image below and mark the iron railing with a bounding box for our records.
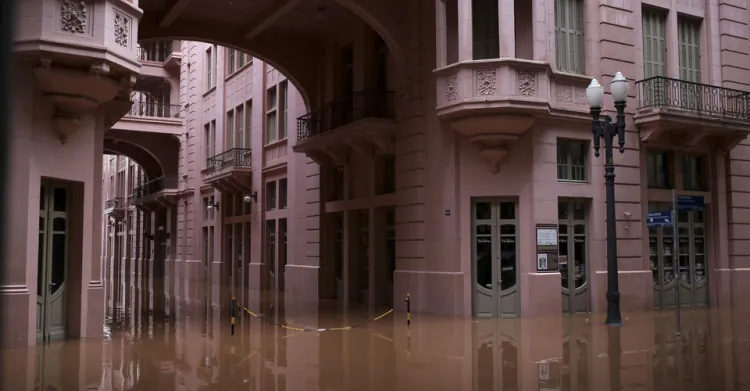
[297,90,395,141]
[105,197,123,209]
[132,175,179,199]
[636,76,750,121]
[206,148,252,174]
[137,40,176,62]
[128,101,182,119]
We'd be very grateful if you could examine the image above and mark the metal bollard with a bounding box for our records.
[231,296,236,336]
[405,293,411,327]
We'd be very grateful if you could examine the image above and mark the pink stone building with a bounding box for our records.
[4,0,750,349]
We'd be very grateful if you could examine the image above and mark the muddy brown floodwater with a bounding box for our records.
[2,297,750,390]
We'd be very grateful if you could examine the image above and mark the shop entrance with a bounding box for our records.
[649,203,709,308]
[472,199,519,317]
[36,180,69,341]
[558,199,590,314]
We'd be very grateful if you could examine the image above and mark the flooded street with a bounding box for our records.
[2,294,750,390]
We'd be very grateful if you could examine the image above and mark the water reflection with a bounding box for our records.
[2,292,750,390]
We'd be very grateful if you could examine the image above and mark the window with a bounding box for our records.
[203,197,210,220]
[227,49,236,74]
[279,218,287,271]
[204,123,212,162]
[235,105,244,149]
[279,178,288,209]
[203,226,210,262]
[647,151,672,189]
[205,45,217,90]
[678,18,701,83]
[266,86,278,143]
[266,180,277,211]
[642,9,667,79]
[557,139,586,182]
[279,81,288,139]
[226,110,235,149]
[244,100,252,149]
[471,0,499,59]
[683,155,705,191]
[555,0,585,74]
[238,52,246,68]
[266,219,276,285]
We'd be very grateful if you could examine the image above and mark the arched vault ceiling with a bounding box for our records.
[138,0,413,109]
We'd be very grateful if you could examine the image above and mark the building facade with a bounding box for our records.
[4,0,750,349]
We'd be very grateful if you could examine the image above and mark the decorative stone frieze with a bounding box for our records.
[445,74,458,101]
[518,71,536,96]
[476,69,496,96]
[60,0,88,34]
[114,11,131,47]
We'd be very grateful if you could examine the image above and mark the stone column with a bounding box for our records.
[498,0,515,58]
[457,0,473,61]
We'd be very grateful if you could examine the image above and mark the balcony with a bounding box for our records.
[138,40,181,70]
[635,77,750,149]
[104,197,127,221]
[111,101,183,134]
[204,148,253,191]
[433,59,592,172]
[132,175,180,210]
[293,91,397,164]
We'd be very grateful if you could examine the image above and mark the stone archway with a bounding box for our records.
[104,139,166,181]
[137,0,414,111]
[104,130,180,179]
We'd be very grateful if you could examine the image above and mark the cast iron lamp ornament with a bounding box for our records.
[586,71,628,326]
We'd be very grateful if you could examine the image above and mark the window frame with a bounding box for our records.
[279,178,288,209]
[266,86,278,144]
[554,0,585,74]
[556,138,588,182]
[471,0,499,60]
[646,150,673,189]
[266,180,277,211]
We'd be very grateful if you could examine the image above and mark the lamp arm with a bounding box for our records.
[614,101,627,153]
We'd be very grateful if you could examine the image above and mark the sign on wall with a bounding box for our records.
[536,225,559,272]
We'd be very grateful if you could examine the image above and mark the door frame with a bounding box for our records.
[471,198,520,318]
[558,198,591,314]
[36,179,70,342]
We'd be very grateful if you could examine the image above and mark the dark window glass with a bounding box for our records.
[500,235,516,290]
[51,234,66,294]
[53,188,67,212]
[266,181,277,211]
[500,202,515,220]
[279,179,288,209]
[475,230,492,288]
[37,232,44,296]
[40,186,45,211]
[476,202,491,220]
[53,217,66,232]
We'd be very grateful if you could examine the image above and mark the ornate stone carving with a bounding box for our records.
[476,69,496,96]
[445,74,458,101]
[518,71,536,96]
[60,0,87,34]
[556,86,573,103]
[114,11,130,47]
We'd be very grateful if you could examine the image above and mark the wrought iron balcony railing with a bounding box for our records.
[297,90,395,141]
[105,197,124,210]
[132,175,179,199]
[128,101,182,119]
[636,76,750,121]
[206,148,252,174]
[137,40,176,62]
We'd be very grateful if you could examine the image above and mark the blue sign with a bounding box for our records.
[676,195,705,212]
[646,211,673,228]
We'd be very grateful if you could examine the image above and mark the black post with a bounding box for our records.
[405,293,411,327]
[230,296,235,335]
[591,104,626,326]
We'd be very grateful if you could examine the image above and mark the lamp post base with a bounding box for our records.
[605,291,622,326]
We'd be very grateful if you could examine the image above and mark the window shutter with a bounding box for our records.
[642,10,667,79]
[555,0,585,74]
[678,19,701,83]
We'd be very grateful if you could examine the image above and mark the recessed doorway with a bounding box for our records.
[559,199,590,314]
[472,199,519,317]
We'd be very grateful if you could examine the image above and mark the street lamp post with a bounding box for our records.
[586,72,629,326]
